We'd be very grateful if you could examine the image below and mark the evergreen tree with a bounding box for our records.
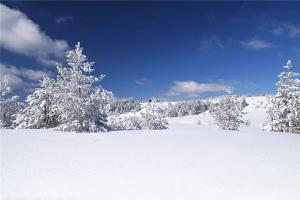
[140,101,167,130]
[15,76,59,129]
[15,42,113,132]
[210,95,245,130]
[0,79,22,128]
[55,42,109,132]
[263,60,300,133]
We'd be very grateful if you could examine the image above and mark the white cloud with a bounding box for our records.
[0,3,69,66]
[55,15,73,24]
[166,81,232,97]
[0,63,50,89]
[241,39,274,49]
[134,78,151,85]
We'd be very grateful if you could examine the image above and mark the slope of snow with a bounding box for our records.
[1,96,300,200]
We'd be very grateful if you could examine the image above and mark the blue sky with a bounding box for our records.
[1,1,300,100]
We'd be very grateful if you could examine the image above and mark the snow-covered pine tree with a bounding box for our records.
[55,42,110,132]
[15,76,59,129]
[0,79,22,128]
[140,101,168,130]
[210,94,245,131]
[263,60,300,133]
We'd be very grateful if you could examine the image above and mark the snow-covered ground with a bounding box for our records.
[1,96,300,200]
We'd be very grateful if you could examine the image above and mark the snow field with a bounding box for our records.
[1,96,300,200]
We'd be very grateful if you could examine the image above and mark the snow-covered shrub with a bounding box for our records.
[107,113,143,130]
[108,111,168,130]
[163,103,178,118]
[0,79,22,128]
[163,100,208,118]
[210,95,245,130]
[16,76,59,129]
[139,101,167,130]
[110,98,141,115]
[108,101,168,130]
[263,60,300,134]
[140,111,168,130]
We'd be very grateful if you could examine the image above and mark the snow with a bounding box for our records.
[1,96,300,200]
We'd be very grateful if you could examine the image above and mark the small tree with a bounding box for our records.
[141,101,168,130]
[210,94,245,131]
[263,60,300,133]
[0,79,22,128]
[15,76,59,129]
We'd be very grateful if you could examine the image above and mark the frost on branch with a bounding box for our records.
[263,60,300,133]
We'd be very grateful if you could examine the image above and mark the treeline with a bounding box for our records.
[1,44,299,133]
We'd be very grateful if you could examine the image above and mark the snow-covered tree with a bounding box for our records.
[15,42,113,132]
[107,112,143,130]
[55,42,110,132]
[108,111,167,130]
[110,97,141,115]
[210,95,245,130]
[263,60,300,133]
[162,100,208,118]
[140,101,168,130]
[140,110,168,130]
[108,101,168,130]
[15,76,59,129]
[0,79,22,128]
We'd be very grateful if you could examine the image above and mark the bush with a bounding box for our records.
[107,111,168,131]
[163,100,208,118]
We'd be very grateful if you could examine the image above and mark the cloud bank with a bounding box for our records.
[0,3,69,66]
